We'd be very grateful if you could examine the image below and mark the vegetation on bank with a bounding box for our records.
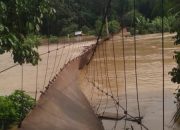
[169,0,180,123]
[39,0,176,36]
[0,90,35,130]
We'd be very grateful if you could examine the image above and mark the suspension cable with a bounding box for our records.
[89,50,96,107]
[35,58,39,102]
[69,38,76,61]
[94,48,100,113]
[42,40,50,90]
[87,0,112,64]
[42,19,50,90]
[49,40,59,81]
[161,0,165,129]
[133,0,142,129]
[0,41,72,75]
[18,65,24,128]
[104,39,119,115]
[111,36,120,130]
[101,41,109,116]
[54,39,66,73]
[121,20,128,130]
[96,45,105,114]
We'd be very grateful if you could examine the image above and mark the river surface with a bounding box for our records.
[0,33,179,130]
[80,33,180,130]
[0,40,95,97]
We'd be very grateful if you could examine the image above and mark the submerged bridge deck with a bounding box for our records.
[20,49,104,130]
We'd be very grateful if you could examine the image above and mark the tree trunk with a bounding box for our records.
[105,16,109,36]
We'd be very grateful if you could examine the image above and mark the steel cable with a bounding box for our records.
[133,0,142,129]
[49,40,59,81]
[161,0,165,129]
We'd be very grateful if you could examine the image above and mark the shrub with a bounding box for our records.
[169,13,180,123]
[87,30,96,35]
[151,16,176,33]
[151,17,163,32]
[95,19,106,36]
[61,23,78,36]
[49,35,59,43]
[123,10,143,27]
[8,90,35,121]
[166,15,176,32]
[0,90,35,130]
[108,20,121,34]
[136,16,151,34]
[129,27,139,35]
[81,25,90,34]
[0,97,17,130]
[135,15,176,34]
[24,35,41,46]
[95,19,121,36]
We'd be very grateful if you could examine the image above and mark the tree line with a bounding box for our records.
[40,0,176,36]
[0,0,178,65]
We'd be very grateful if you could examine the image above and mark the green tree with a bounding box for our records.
[95,19,106,36]
[169,0,180,123]
[123,10,143,27]
[0,90,35,130]
[0,0,54,65]
[108,20,120,34]
[0,97,17,130]
[8,90,35,122]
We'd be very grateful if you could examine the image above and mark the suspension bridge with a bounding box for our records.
[0,32,178,130]
[0,0,179,130]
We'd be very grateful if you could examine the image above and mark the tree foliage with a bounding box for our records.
[40,0,175,37]
[0,90,35,130]
[135,15,175,34]
[169,1,180,84]
[0,97,17,130]
[168,0,180,123]
[0,0,54,65]
[109,20,120,34]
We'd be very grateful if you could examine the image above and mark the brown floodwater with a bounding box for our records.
[80,33,180,130]
[0,33,180,130]
[0,40,95,97]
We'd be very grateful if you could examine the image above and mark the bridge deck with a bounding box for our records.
[20,58,104,130]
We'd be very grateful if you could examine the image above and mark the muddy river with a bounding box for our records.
[80,33,180,130]
[0,40,95,97]
[0,33,179,130]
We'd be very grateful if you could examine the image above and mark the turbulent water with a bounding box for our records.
[80,33,180,130]
[0,33,180,130]
[0,41,95,96]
